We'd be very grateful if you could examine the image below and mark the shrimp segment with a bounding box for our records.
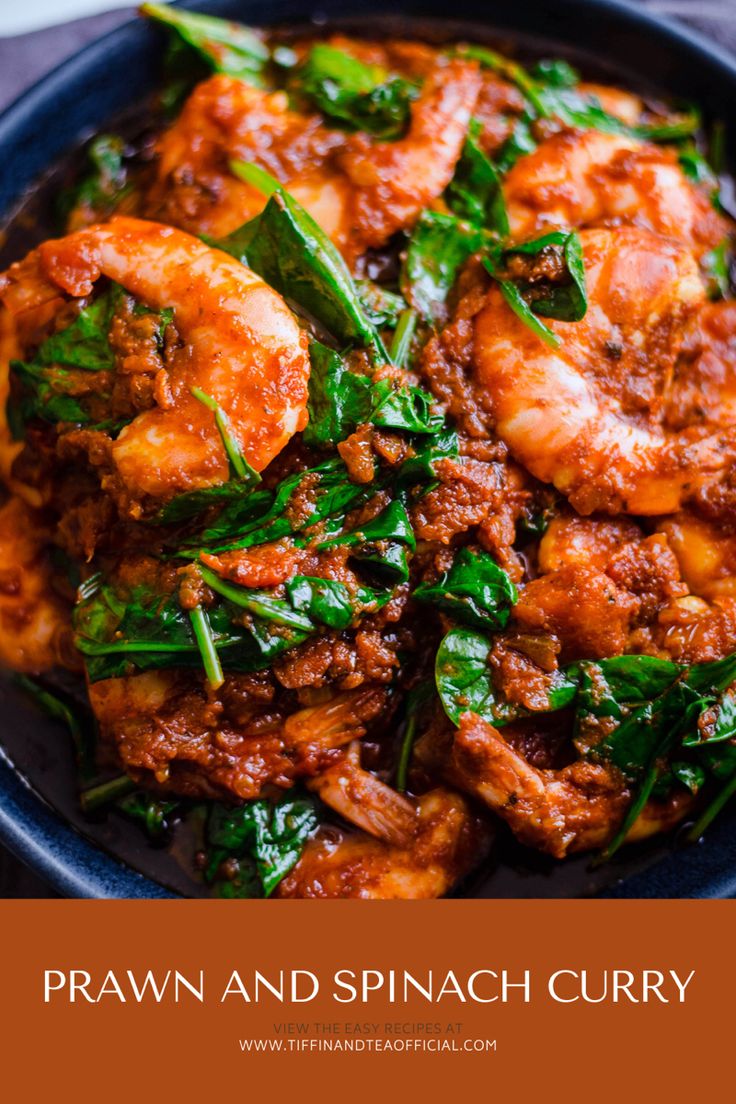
[449,713,692,858]
[308,746,419,846]
[277,788,491,899]
[1,217,309,501]
[147,75,351,241]
[147,58,480,262]
[504,130,727,257]
[88,675,387,799]
[474,226,730,515]
[339,57,482,257]
[0,497,74,673]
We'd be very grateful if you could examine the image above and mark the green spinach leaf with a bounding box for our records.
[294,43,417,139]
[415,547,518,630]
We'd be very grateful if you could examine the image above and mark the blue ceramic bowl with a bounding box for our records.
[1,0,736,898]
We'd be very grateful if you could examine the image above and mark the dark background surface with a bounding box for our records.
[0,0,734,896]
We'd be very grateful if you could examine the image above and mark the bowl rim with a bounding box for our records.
[1,0,736,899]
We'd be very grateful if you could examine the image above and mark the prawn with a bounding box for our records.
[504,129,727,258]
[308,742,418,846]
[277,787,491,899]
[0,497,75,673]
[474,226,732,515]
[448,713,692,859]
[147,58,481,261]
[338,57,482,259]
[0,217,309,504]
[147,75,351,242]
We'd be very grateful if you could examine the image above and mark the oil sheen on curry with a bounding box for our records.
[1,3,735,898]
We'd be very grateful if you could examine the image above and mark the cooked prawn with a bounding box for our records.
[0,497,75,673]
[147,58,481,262]
[658,513,736,600]
[504,130,727,258]
[277,788,491,899]
[0,216,309,503]
[474,226,732,514]
[338,57,482,258]
[665,301,736,431]
[308,742,418,845]
[449,713,692,858]
[147,75,351,242]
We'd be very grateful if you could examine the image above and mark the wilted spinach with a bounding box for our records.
[415,548,517,630]
[141,2,270,87]
[445,119,509,235]
[217,161,386,357]
[9,285,172,436]
[293,43,417,139]
[205,794,318,896]
[483,230,587,349]
[401,211,486,323]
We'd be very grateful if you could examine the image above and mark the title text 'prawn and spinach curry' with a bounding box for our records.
[1,4,736,897]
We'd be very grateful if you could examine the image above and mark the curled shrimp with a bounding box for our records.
[277,787,491,899]
[147,58,481,262]
[474,226,732,515]
[147,75,352,242]
[0,497,75,673]
[449,713,692,858]
[338,57,482,259]
[504,129,727,258]
[0,217,309,503]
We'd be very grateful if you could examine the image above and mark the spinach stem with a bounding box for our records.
[597,763,659,864]
[189,605,224,690]
[81,774,136,813]
[389,308,418,368]
[687,769,736,843]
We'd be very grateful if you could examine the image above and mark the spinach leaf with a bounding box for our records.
[286,576,356,630]
[141,3,269,87]
[369,377,443,435]
[58,134,130,225]
[303,341,441,450]
[401,211,486,323]
[415,547,517,630]
[354,280,407,329]
[495,118,537,174]
[9,285,172,436]
[323,498,416,584]
[218,162,386,358]
[462,45,698,166]
[435,626,578,727]
[9,285,121,433]
[482,230,587,349]
[293,43,417,139]
[388,308,418,369]
[445,119,509,235]
[303,342,373,449]
[191,457,374,554]
[206,794,318,896]
[118,792,181,841]
[703,240,732,301]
